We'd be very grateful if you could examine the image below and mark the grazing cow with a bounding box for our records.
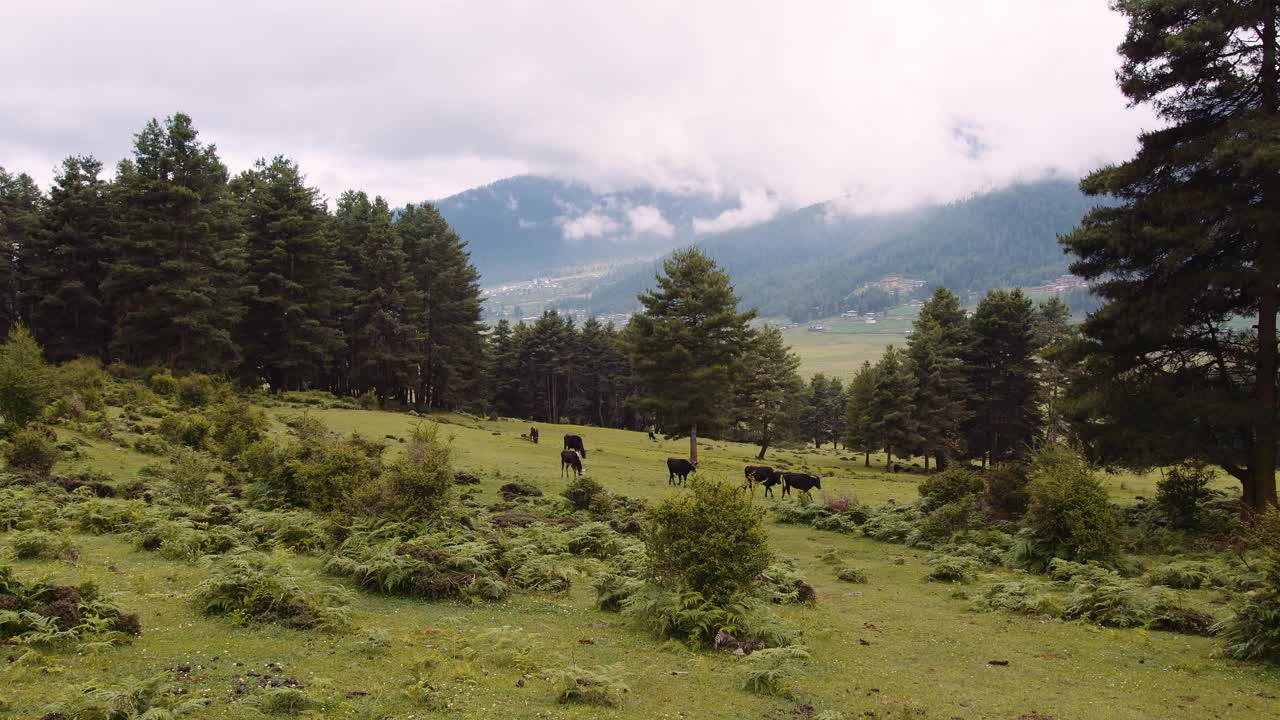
[561,449,584,478]
[564,434,587,458]
[667,457,697,486]
[760,471,783,498]
[781,472,821,498]
[743,465,775,492]
[530,427,539,444]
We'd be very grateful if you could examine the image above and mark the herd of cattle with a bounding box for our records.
[549,430,824,499]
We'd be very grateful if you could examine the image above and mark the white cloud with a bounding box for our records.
[559,211,621,240]
[625,205,674,238]
[1,1,1153,209]
[693,190,780,234]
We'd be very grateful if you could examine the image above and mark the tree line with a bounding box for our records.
[0,113,484,410]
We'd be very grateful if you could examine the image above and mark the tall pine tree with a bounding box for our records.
[0,168,43,338]
[869,345,921,470]
[104,114,245,371]
[843,361,877,467]
[964,289,1041,462]
[732,325,803,458]
[1061,0,1280,510]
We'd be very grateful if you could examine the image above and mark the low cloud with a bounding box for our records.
[560,211,621,240]
[692,190,780,234]
[625,205,674,238]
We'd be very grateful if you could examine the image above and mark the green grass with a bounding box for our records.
[779,306,918,382]
[6,405,1278,719]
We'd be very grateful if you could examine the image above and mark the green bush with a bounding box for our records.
[1215,509,1280,662]
[740,645,809,699]
[621,584,795,649]
[351,422,452,519]
[157,411,212,449]
[554,665,629,707]
[39,674,208,719]
[163,449,218,506]
[0,325,52,428]
[9,529,78,561]
[918,497,986,541]
[973,576,1064,616]
[1022,447,1120,564]
[326,524,511,602]
[926,554,981,583]
[149,371,179,397]
[206,398,268,460]
[984,463,1031,514]
[133,434,170,455]
[356,390,379,410]
[193,549,349,629]
[836,567,868,583]
[562,474,607,511]
[176,373,220,408]
[1155,464,1215,530]
[0,566,142,645]
[645,478,772,604]
[4,424,58,477]
[1145,561,1214,590]
[917,467,984,511]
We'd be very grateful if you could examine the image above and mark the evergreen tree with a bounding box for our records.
[23,156,114,361]
[869,345,921,469]
[1060,0,1280,510]
[732,325,803,458]
[232,156,344,390]
[0,168,43,338]
[907,315,968,470]
[104,113,246,371]
[800,373,834,447]
[574,317,631,428]
[397,202,484,410]
[627,248,756,463]
[486,319,526,418]
[843,361,876,467]
[965,289,1041,462]
[1033,297,1075,445]
[335,191,419,403]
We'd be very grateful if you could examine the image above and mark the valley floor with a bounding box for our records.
[6,408,1277,720]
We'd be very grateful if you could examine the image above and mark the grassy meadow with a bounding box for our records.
[778,306,919,382]
[3,401,1275,720]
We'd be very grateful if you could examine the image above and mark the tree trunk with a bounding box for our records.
[757,424,769,459]
[690,424,699,465]
[1252,0,1280,512]
[864,450,870,467]
[885,448,892,472]
[924,454,930,473]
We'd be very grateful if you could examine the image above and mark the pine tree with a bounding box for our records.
[231,156,344,389]
[0,168,43,338]
[1033,297,1075,445]
[843,361,876,467]
[627,248,756,463]
[335,191,419,403]
[907,314,968,470]
[800,374,834,448]
[397,202,484,410]
[869,345,921,470]
[964,289,1041,462]
[732,325,803,458]
[104,114,246,371]
[1060,0,1280,510]
[22,156,114,361]
[486,319,527,418]
[575,317,631,427]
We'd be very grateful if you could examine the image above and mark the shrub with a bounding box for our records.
[156,411,212,449]
[325,525,510,602]
[1214,509,1280,661]
[293,439,382,513]
[193,549,349,629]
[740,645,809,699]
[176,373,220,408]
[918,497,985,540]
[593,572,646,611]
[926,555,981,583]
[1023,446,1120,564]
[759,561,816,605]
[356,390,379,410]
[1155,464,1216,530]
[1146,561,1214,590]
[836,567,868,583]
[499,481,543,501]
[984,463,1031,514]
[0,325,52,428]
[351,422,452,519]
[39,675,208,719]
[206,398,268,459]
[149,371,179,397]
[163,448,218,506]
[4,424,58,477]
[562,474,606,511]
[0,566,142,645]
[9,529,78,561]
[621,584,795,649]
[645,478,772,604]
[973,576,1063,616]
[133,434,170,456]
[554,665,628,707]
[917,467,983,511]
[258,688,313,715]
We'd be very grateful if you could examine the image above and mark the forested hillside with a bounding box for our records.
[580,179,1103,320]
[433,175,737,284]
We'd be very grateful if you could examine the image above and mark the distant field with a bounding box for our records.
[778,305,919,381]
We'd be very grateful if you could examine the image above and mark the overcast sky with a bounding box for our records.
[3,1,1153,222]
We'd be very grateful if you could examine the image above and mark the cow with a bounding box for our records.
[564,434,587,458]
[648,429,658,442]
[667,457,697,486]
[743,465,775,492]
[561,449,584,478]
[781,472,821,498]
[759,471,783,498]
[530,427,539,444]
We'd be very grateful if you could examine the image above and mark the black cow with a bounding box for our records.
[530,427,539,444]
[667,457,697,486]
[564,434,587,458]
[743,465,774,492]
[561,449,584,478]
[760,472,782,498]
[781,472,821,498]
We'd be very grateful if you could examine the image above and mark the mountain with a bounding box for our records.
[576,178,1103,321]
[432,175,738,285]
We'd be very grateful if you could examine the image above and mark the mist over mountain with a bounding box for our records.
[572,177,1102,321]
[432,175,741,285]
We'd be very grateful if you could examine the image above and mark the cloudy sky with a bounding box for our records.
[3,1,1153,221]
